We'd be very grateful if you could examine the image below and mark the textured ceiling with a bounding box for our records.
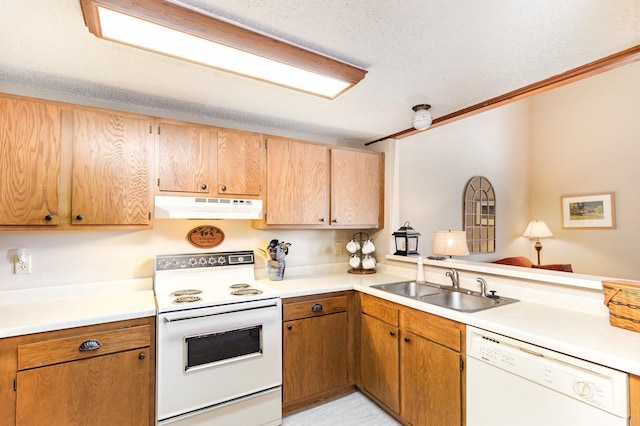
[1,0,639,145]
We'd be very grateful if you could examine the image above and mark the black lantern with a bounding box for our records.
[392,221,421,256]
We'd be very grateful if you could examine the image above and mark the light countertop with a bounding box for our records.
[259,268,640,376]
[2,268,639,377]
[0,279,156,338]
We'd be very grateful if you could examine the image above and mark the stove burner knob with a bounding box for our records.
[199,258,207,265]
[188,258,197,266]
[238,256,245,262]
[217,256,226,265]
[208,257,217,264]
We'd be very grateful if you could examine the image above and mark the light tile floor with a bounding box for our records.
[282,391,400,426]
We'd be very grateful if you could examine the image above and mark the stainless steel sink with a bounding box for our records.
[371,280,518,313]
[420,291,518,312]
[371,281,446,298]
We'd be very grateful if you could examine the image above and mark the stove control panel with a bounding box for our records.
[155,250,254,271]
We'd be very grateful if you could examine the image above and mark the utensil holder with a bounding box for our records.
[268,260,286,281]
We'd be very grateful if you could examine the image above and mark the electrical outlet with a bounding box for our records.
[335,241,343,255]
[14,253,32,274]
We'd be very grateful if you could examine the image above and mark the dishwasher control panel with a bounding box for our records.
[467,326,629,418]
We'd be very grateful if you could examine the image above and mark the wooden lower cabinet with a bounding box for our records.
[359,298,400,414]
[282,291,354,412]
[0,317,155,426]
[358,293,465,425]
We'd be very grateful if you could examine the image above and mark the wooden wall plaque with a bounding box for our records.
[187,225,225,249]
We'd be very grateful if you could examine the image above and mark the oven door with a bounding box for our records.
[157,298,282,422]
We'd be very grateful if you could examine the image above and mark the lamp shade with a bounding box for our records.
[522,221,553,239]
[432,231,470,257]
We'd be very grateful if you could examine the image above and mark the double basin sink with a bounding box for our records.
[371,280,518,313]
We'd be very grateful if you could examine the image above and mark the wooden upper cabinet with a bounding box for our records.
[216,129,262,196]
[157,121,213,194]
[330,148,382,228]
[256,139,384,229]
[265,137,329,225]
[0,97,61,225]
[72,109,152,225]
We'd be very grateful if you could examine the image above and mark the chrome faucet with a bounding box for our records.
[476,277,488,297]
[445,268,460,288]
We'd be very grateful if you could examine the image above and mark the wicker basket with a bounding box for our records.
[602,280,640,332]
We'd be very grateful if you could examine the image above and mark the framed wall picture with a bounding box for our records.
[561,192,615,229]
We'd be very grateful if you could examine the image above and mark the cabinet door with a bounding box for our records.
[283,312,348,405]
[359,313,400,413]
[0,97,61,225]
[72,110,152,225]
[330,148,381,228]
[266,138,328,225]
[217,130,262,196]
[157,121,212,193]
[16,348,150,426]
[401,331,462,426]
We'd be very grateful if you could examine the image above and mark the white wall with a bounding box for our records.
[397,101,531,263]
[3,62,638,291]
[0,220,353,291]
[529,60,640,278]
[397,60,640,280]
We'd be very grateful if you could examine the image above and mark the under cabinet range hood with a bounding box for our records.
[154,196,263,219]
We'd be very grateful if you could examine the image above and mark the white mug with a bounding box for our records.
[361,239,375,254]
[362,254,376,269]
[346,239,360,254]
[349,254,361,269]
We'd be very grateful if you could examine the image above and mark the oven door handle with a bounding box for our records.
[163,302,279,323]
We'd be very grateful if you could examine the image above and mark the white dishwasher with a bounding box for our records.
[466,326,629,426]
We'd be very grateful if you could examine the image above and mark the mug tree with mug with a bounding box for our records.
[347,232,376,274]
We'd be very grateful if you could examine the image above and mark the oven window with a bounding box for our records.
[185,325,262,370]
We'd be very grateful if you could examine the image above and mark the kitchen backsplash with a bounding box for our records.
[0,220,356,291]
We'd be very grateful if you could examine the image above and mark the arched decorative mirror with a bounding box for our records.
[464,176,495,253]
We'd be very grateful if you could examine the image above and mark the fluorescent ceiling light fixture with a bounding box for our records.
[79,0,367,98]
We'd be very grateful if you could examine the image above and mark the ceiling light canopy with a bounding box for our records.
[79,0,367,99]
[412,104,432,130]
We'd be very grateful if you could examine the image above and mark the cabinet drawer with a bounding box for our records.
[283,296,347,321]
[360,293,399,326]
[18,325,151,370]
[402,308,462,352]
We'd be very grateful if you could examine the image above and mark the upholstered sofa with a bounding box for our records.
[492,256,573,272]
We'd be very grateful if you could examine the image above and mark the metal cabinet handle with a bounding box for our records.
[220,185,227,191]
[201,183,207,190]
[390,331,396,336]
[331,219,338,223]
[287,325,292,330]
[45,214,53,221]
[75,214,84,221]
[79,339,101,352]
[319,217,326,223]
[138,352,146,360]
[312,303,323,312]
[404,337,411,343]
